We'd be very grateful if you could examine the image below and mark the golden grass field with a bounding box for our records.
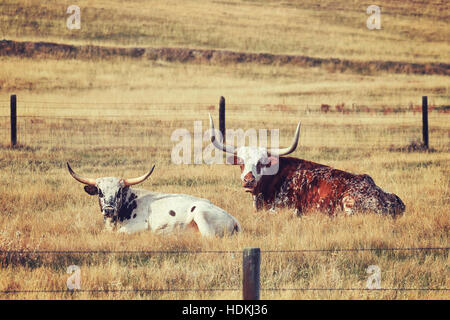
[0,0,449,300]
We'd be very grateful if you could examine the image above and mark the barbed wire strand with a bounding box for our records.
[0,100,432,106]
[1,247,448,255]
[0,288,240,294]
[0,250,240,254]
[0,287,447,295]
[0,105,445,116]
[0,116,433,121]
[262,288,449,291]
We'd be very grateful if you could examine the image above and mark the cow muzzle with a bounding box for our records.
[242,172,257,192]
[242,179,257,193]
[102,206,117,217]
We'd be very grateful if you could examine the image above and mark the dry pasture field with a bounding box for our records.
[0,0,448,300]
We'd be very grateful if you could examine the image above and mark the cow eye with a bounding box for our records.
[98,190,104,198]
[256,162,262,174]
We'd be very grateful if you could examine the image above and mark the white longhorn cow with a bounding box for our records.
[67,163,241,237]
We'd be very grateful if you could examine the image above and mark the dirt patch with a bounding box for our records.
[389,140,437,153]
[1,39,449,76]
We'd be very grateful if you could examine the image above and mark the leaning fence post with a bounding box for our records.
[219,96,225,143]
[243,247,260,300]
[10,94,17,147]
[422,96,428,149]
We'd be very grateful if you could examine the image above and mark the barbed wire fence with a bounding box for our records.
[2,95,448,152]
[0,247,448,298]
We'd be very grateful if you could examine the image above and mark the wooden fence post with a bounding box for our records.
[219,96,225,143]
[243,247,260,300]
[10,94,17,147]
[422,96,428,149]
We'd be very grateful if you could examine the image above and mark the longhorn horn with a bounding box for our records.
[208,113,236,154]
[122,165,155,186]
[268,121,301,156]
[67,162,97,186]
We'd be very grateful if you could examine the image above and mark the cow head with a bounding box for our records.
[208,114,300,195]
[67,162,154,218]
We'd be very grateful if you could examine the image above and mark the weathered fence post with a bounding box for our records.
[422,96,428,149]
[243,247,260,300]
[10,94,17,147]
[219,96,225,143]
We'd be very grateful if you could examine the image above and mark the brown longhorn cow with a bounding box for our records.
[209,114,405,216]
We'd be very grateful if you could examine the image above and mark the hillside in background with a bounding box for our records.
[1,0,449,64]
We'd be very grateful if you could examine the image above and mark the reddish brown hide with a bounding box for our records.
[246,157,405,216]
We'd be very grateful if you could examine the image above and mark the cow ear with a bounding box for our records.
[226,155,242,165]
[84,185,98,196]
[261,156,280,176]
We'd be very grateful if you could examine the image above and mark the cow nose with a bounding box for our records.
[103,208,115,216]
[243,178,255,185]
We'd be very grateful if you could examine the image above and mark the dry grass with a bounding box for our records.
[0,0,448,300]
